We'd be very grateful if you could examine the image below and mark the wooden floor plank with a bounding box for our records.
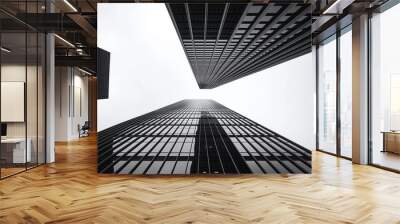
[1,135,400,224]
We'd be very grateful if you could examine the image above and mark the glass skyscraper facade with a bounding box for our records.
[98,100,312,175]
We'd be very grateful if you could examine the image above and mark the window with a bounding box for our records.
[340,27,352,158]
[318,35,337,154]
[0,1,46,179]
[370,3,400,171]
[317,25,353,159]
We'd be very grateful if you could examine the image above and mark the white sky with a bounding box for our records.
[97,3,315,149]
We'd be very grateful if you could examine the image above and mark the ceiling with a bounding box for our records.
[0,0,394,84]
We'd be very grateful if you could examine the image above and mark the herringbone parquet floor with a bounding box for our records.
[1,136,400,224]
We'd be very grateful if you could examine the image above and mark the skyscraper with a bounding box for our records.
[98,100,311,174]
[167,3,311,89]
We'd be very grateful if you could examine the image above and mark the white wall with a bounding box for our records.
[1,65,42,138]
[55,67,69,141]
[1,64,46,163]
[55,67,89,141]
[72,73,89,138]
[98,3,315,149]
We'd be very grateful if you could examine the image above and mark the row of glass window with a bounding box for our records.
[0,2,47,179]
[318,3,400,171]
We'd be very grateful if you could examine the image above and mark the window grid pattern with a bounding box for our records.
[167,3,311,89]
[98,100,311,175]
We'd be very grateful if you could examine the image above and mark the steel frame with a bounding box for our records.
[315,25,353,161]
[0,3,47,180]
[98,100,312,175]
